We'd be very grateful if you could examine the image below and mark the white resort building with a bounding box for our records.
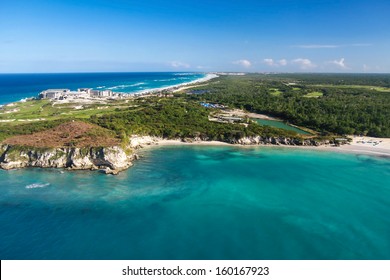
[39,88,116,100]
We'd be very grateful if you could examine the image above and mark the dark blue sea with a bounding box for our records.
[0,72,206,105]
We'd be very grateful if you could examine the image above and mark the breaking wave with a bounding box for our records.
[107,82,146,90]
[153,78,178,82]
[174,73,195,76]
[25,183,50,189]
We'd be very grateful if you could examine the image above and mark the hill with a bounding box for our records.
[3,121,120,148]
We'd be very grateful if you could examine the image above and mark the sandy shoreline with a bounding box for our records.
[327,136,390,157]
[134,136,390,158]
[2,73,219,106]
[134,73,218,96]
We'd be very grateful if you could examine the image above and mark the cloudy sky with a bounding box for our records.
[1,0,389,73]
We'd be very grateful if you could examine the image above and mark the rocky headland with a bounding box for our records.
[0,121,138,174]
[0,144,136,174]
[0,122,342,174]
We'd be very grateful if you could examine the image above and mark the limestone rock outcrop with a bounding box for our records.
[0,145,137,174]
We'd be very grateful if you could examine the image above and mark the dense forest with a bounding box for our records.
[187,74,390,137]
[256,73,390,86]
[89,97,299,142]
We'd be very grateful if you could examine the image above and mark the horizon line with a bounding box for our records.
[1,71,390,75]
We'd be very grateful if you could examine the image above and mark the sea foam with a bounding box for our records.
[107,82,146,90]
[25,183,50,189]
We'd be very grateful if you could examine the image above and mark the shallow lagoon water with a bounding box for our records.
[0,146,389,259]
[254,119,311,135]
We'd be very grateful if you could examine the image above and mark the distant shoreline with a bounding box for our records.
[0,72,218,105]
[134,73,218,96]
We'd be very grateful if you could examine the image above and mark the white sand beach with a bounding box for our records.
[136,73,218,96]
[329,136,390,157]
[130,135,390,157]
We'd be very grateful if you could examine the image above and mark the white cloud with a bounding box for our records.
[328,58,348,69]
[233,59,252,68]
[263,58,276,66]
[263,58,288,67]
[279,59,288,66]
[196,65,210,69]
[169,61,190,68]
[291,58,317,70]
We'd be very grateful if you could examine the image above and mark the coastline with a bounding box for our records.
[1,135,389,175]
[131,136,390,158]
[132,73,218,96]
[322,136,390,157]
[0,73,218,106]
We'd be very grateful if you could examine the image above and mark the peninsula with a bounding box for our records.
[1,73,389,174]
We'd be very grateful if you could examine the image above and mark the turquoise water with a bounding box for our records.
[255,119,311,135]
[0,146,389,259]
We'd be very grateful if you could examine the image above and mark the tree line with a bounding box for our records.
[186,75,390,137]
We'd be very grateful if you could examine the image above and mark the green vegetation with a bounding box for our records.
[0,99,132,122]
[90,97,299,141]
[0,119,67,142]
[263,73,390,87]
[306,84,390,93]
[0,98,136,141]
[269,88,282,96]
[303,91,323,98]
[186,74,390,137]
[1,73,389,145]
[2,120,120,148]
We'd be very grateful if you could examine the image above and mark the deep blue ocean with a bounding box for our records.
[0,72,206,105]
[0,146,389,260]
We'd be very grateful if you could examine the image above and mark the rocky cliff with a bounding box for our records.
[0,135,336,174]
[129,135,334,147]
[0,144,137,174]
[231,136,332,146]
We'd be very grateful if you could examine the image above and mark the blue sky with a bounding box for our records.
[1,0,389,73]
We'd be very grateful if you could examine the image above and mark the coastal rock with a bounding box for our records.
[236,137,259,145]
[0,144,135,174]
[129,135,160,149]
[0,135,337,173]
[232,136,333,147]
[0,146,30,169]
[99,146,133,170]
[69,150,95,169]
[100,167,120,175]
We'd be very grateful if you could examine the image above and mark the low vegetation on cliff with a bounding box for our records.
[3,121,120,148]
